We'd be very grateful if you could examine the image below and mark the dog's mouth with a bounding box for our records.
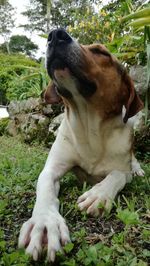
[46,28,97,99]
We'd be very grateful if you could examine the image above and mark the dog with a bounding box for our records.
[19,29,144,262]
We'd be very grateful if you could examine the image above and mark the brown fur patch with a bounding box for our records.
[76,44,143,121]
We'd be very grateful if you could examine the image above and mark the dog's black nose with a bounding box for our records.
[48,29,72,46]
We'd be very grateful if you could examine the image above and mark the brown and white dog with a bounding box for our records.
[19,29,144,261]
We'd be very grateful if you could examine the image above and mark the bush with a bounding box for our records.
[135,123,150,161]
[6,75,42,101]
[0,118,9,136]
[0,53,42,103]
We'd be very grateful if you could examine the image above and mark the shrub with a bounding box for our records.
[0,53,43,103]
[0,118,9,136]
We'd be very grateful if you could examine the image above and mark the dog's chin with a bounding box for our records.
[54,68,76,94]
[54,68,71,81]
[47,57,67,78]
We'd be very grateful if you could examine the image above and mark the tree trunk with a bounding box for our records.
[3,35,10,54]
[46,0,51,33]
[5,41,10,54]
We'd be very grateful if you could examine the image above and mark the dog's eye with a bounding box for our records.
[90,47,110,57]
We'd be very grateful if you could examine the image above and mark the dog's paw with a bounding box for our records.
[132,166,145,177]
[18,210,70,262]
[77,184,113,217]
[132,157,145,177]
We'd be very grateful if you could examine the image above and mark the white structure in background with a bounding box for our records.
[0,106,9,119]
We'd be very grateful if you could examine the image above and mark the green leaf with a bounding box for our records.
[116,208,139,226]
[20,73,40,80]
[127,17,150,28]
[143,249,150,257]
[0,240,6,250]
[0,199,8,215]
[87,245,97,261]
[62,258,76,266]
[137,260,148,266]
[122,7,150,21]
[39,33,48,39]
[63,242,74,253]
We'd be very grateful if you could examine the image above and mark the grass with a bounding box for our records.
[0,135,150,266]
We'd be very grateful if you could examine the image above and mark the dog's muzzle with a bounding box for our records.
[46,29,97,99]
[46,29,73,77]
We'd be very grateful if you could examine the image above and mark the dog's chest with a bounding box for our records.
[77,123,131,176]
[60,109,132,177]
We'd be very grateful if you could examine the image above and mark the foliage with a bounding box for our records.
[0,35,38,56]
[122,7,150,28]
[21,0,149,65]
[0,53,48,103]
[68,1,128,44]
[100,0,149,63]
[0,135,150,265]
[135,124,150,161]
[6,75,42,101]
[21,0,96,33]
[51,0,96,29]
[21,0,48,33]
[0,117,9,135]
[0,53,39,69]
[122,5,150,121]
[68,1,148,65]
[116,208,139,226]
[7,58,49,101]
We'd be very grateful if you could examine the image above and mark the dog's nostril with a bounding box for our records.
[47,29,72,46]
[56,30,70,42]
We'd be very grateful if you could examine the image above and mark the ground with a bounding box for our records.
[0,136,150,266]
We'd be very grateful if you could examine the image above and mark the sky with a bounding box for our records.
[0,0,111,57]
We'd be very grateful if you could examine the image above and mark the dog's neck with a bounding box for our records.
[62,84,102,144]
[60,79,123,142]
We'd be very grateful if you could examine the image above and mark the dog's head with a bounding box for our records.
[45,28,143,122]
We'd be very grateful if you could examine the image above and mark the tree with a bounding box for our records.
[0,35,38,56]
[51,0,95,28]
[21,0,96,33]
[0,0,16,53]
[21,0,145,52]
[21,0,51,33]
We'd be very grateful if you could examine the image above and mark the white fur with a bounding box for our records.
[19,72,144,261]
[131,153,145,176]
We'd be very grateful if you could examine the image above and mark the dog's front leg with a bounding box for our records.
[18,137,75,262]
[77,170,132,216]
[131,153,145,176]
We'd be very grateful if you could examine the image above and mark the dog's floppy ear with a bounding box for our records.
[43,82,62,104]
[123,74,143,123]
